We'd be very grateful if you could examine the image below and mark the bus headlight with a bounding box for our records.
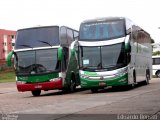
[116,68,127,77]
[16,81,26,84]
[80,74,89,79]
[116,72,127,77]
[81,81,87,85]
[49,77,62,82]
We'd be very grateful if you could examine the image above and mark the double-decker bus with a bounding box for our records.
[78,17,152,92]
[7,26,80,96]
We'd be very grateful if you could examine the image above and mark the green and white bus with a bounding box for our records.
[78,17,152,92]
[7,26,80,96]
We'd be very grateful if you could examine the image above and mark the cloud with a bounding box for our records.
[0,0,160,42]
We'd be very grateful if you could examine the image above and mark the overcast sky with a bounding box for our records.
[0,0,160,43]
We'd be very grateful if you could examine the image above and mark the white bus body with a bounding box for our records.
[152,55,160,77]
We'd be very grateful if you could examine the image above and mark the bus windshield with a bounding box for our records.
[15,26,60,49]
[15,49,60,75]
[79,43,127,71]
[79,20,125,40]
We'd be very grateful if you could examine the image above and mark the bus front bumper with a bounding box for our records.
[80,74,128,88]
[16,79,63,92]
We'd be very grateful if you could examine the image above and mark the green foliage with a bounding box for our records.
[152,51,160,56]
[0,70,15,83]
[151,39,155,43]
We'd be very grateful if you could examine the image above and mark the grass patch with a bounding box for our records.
[0,70,16,83]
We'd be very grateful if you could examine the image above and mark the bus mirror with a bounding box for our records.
[125,35,131,52]
[6,51,14,67]
[58,47,64,61]
[125,43,131,52]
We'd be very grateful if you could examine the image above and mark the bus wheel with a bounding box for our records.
[127,72,136,89]
[133,71,136,84]
[144,70,150,85]
[70,79,76,92]
[156,71,160,78]
[68,76,76,92]
[31,90,41,96]
[91,88,98,93]
[128,83,135,89]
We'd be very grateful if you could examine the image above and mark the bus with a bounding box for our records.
[7,26,80,96]
[152,55,160,77]
[78,17,152,93]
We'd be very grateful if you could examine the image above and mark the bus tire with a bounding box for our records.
[156,71,160,78]
[144,70,150,85]
[67,75,76,92]
[91,88,98,93]
[70,79,76,92]
[127,71,136,89]
[133,71,136,84]
[31,90,41,96]
[127,83,135,89]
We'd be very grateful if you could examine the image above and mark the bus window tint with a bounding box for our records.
[79,43,126,71]
[36,49,59,72]
[79,20,125,40]
[15,49,59,75]
[15,26,60,49]
[153,58,160,65]
[81,47,101,69]
[16,51,35,75]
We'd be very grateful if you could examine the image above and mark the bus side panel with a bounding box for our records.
[128,40,136,85]
[130,26,152,83]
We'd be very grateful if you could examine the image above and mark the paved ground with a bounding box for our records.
[0,78,160,120]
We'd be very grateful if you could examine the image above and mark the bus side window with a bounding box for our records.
[153,58,160,65]
[60,27,67,46]
[67,29,74,44]
[128,34,131,63]
[73,31,78,40]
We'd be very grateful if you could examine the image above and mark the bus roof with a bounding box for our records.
[17,25,78,33]
[17,25,59,32]
[81,17,125,24]
[152,56,160,58]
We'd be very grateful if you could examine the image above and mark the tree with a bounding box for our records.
[153,51,160,56]
[151,38,155,43]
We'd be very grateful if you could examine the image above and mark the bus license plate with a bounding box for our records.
[35,85,42,89]
[99,82,106,86]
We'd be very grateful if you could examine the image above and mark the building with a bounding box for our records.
[152,43,160,52]
[0,29,16,65]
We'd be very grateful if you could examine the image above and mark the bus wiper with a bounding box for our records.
[97,62,102,68]
[81,66,89,70]
[116,63,125,67]
[82,66,96,70]
[103,64,116,69]
[18,44,33,48]
[38,40,52,47]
